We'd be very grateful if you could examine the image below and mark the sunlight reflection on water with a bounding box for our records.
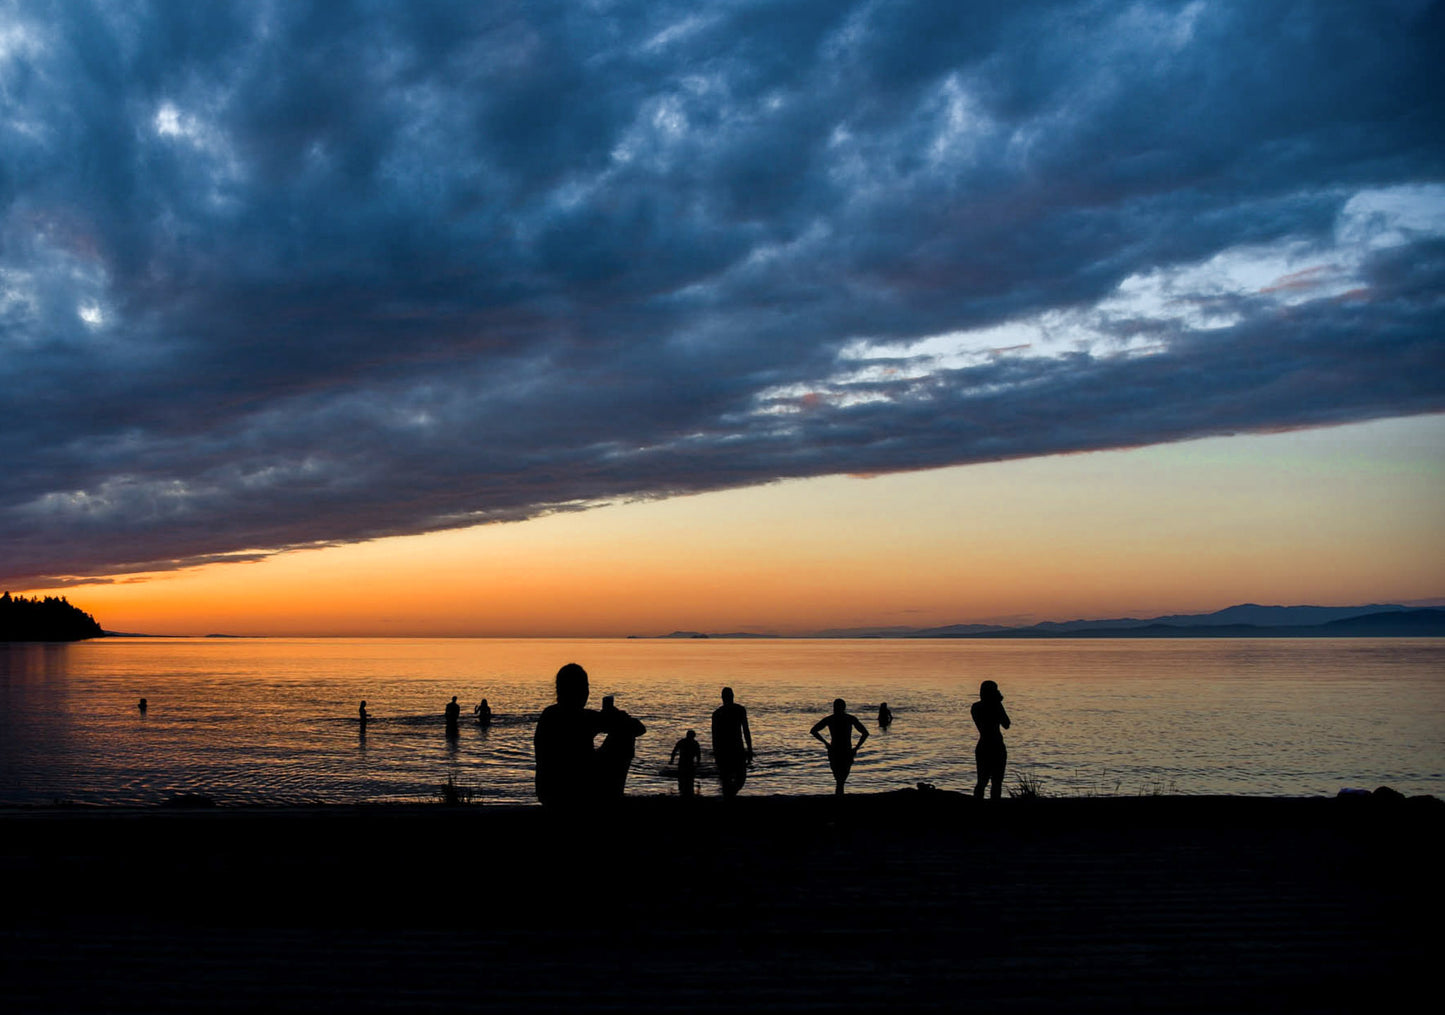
[1,637,1441,805]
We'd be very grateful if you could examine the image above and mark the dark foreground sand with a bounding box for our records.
[2,791,1439,1013]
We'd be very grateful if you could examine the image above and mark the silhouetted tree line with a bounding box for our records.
[0,592,105,642]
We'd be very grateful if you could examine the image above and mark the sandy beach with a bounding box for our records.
[2,791,1438,1012]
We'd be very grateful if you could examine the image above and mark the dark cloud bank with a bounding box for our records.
[2,1,1442,586]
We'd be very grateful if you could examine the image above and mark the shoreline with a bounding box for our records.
[4,791,1438,1011]
[0,783,1438,809]
[1,783,1436,814]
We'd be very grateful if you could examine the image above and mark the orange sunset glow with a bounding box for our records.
[36,416,1444,637]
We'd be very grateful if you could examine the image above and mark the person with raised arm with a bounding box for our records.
[596,694,646,798]
[534,663,645,807]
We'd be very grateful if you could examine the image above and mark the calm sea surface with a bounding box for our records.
[1,637,1441,806]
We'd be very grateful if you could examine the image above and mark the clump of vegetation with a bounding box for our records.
[1009,770,1045,800]
[0,592,105,642]
[1137,776,1179,797]
[436,775,476,806]
[1067,768,1124,798]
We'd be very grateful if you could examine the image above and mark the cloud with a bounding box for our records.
[2,0,1442,586]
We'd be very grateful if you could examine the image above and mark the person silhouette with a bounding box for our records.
[445,695,461,738]
[535,664,598,807]
[137,697,148,714]
[971,680,1011,800]
[474,698,493,726]
[596,695,646,799]
[534,663,644,807]
[877,702,893,728]
[811,698,869,795]
[358,700,369,725]
[669,729,702,797]
[710,687,754,798]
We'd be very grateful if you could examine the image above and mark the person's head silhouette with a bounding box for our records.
[980,680,1002,702]
[721,686,734,704]
[556,663,589,708]
[834,697,846,713]
[686,729,696,740]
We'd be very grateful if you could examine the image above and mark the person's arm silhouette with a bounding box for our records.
[849,715,869,756]
[741,709,754,761]
[809,716,830,748]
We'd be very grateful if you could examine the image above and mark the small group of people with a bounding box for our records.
[364,665,1012,804]
[446,695,497,736]
[533,663,646,806]
[358,696,495,734]
[533,667,920,803]
[444,696,493,735]
[660,683,762,799]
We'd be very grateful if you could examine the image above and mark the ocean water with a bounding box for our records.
[1,637,1441,806]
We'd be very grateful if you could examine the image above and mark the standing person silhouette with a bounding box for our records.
[811,699,869,795]
[534,663,643,807]
[596,694,646,798]
[445,695,461,739]
[474,698,493,726]
[711,687,754,798]
[669,729,702,798]
[877,702,893,728]
[971,680,1011,800]
[358,700,369,725]
[535,663,598,807]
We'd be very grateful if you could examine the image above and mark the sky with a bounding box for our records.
[2,1,1443,635]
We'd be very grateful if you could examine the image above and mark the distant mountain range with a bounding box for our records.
[639,603,1445,639]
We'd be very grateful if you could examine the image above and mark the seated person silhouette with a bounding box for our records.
[877,702,893,728]
[533,663,643,807]
[474,698,493,726]
[811,698,869,795]
[710,687,754,798]
[596,694,646,799]
[972,680,1011,800]
[669,729,702,797]
[445,695,461,738]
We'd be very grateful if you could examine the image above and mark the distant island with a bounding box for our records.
[0,592,105,642]
[637,603,1445,640]
[916,606,1445,639]
[634,630,778,640]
